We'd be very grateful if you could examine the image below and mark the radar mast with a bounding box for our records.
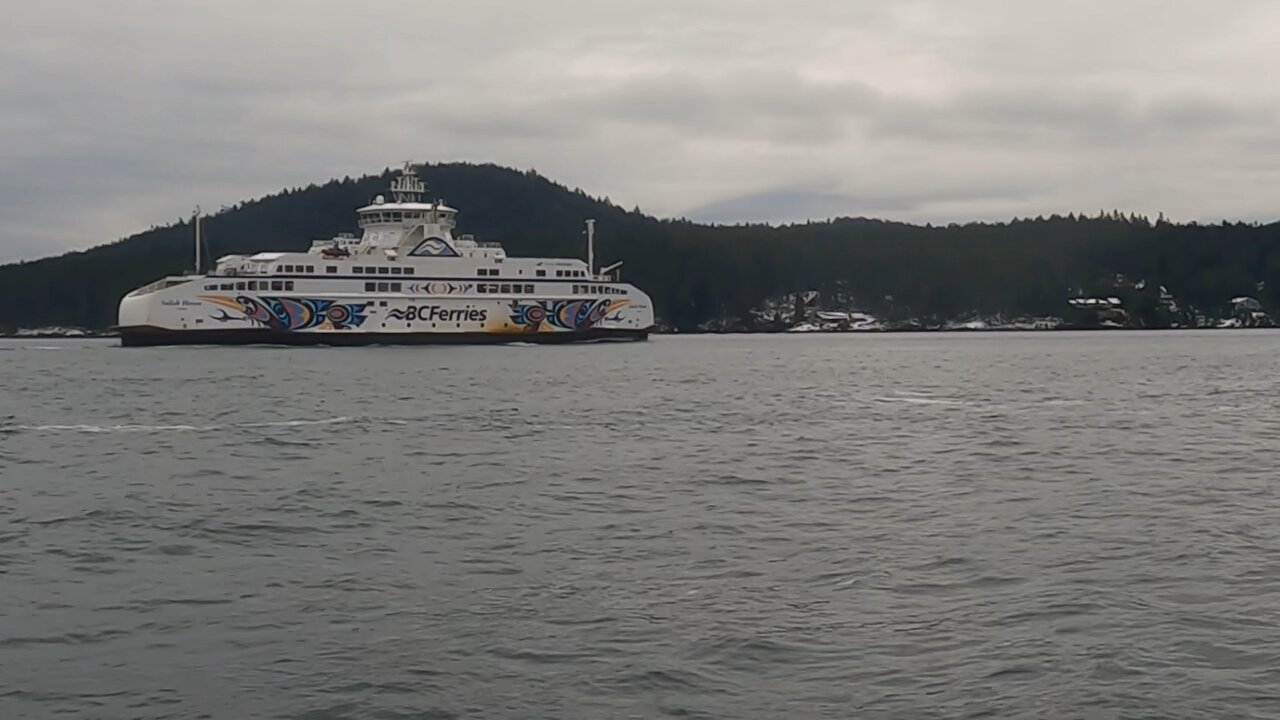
[390,161,425,203]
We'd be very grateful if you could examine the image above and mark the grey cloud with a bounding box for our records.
[586,73,880,149]
[4,0,1280,262]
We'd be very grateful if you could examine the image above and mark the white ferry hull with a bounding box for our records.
[116,285,654,347]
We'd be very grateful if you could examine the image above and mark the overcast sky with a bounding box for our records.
[4,0,1280,262]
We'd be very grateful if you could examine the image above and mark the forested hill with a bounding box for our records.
[2,162,1279,332]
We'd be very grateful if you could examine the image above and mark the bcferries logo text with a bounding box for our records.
[389,306,488,323]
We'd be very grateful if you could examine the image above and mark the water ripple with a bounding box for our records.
[3,333,1280,719]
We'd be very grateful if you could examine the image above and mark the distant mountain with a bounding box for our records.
[1,162,1278,332]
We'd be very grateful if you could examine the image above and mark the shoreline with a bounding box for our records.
[660,325,1275,335]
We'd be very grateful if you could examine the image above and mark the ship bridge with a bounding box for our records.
[306,162,505,261]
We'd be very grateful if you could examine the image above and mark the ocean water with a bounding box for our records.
[2,332,1280,719]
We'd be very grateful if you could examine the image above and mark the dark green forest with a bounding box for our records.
[1,162,1278,332]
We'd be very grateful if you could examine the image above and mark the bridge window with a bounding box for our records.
[305,265,314,273]
[285,281,294,291]
[354,267,364,274]
[390,266,401,275]
[403,268,414,276]
[326,266,337,274]
[236,282,246,290]
[477,285,487,294]
[536,270,546,277]
[377,267,390,275]
[500,284,511,293]
[271,281,283,291]
[390,283,402,292]
[377,282,389,292]
[365,282,376,291]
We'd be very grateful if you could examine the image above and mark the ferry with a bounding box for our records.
[116,163,655,346]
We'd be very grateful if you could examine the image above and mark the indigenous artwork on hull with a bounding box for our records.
[406,282,472,295]
[507,298,629,332]
[202,295,371,331]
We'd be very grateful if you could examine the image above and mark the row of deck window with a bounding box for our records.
[473,266,547,278]
[204,281,295,291]
[357,211,452,226]
[202,278,627,296]
[267,265,593,280]
[476,283,535,294]
[574,284,627,295]
[267,264,592,279]
[475,268,588,278]
[475,268,592,279]
[272,264,418,276]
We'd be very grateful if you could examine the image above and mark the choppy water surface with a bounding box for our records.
[3,332,1280,719]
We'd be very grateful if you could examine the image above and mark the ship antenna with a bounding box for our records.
[585,218,595,279]
[193,205,202,275]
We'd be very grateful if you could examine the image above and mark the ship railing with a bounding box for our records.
[125,276,194,297]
